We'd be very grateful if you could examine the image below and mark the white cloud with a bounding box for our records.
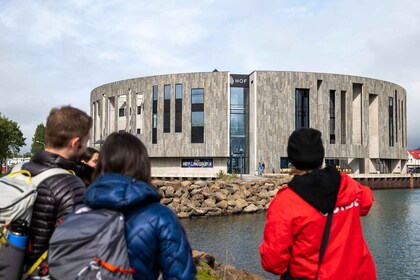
[1,0,420,152]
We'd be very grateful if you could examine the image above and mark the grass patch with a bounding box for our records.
[216,170,238,180]
[196,261,220,280]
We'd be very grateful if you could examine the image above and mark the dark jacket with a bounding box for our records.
[23,150,86,263]
[84,173,196,280]
[75,161,95,187]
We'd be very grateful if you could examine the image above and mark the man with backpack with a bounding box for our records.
[22,105,92,275]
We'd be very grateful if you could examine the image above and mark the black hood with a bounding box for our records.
[288,165,341,214]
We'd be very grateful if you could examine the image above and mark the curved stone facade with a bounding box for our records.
[90,71,407,176]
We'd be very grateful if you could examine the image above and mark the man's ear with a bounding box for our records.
[69,137,81,150]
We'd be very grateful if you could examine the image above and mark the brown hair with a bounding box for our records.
[93,132,151,183]
[45,105,92,149]
[79,147,99,163]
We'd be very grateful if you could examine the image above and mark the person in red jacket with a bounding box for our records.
[259,128,376,280]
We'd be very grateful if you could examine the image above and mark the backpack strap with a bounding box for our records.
[21,250,48,280]
[315,212,333,280]
[10,163,73,186]
[31,168,73,186]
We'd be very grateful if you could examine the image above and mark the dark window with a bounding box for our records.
[191,127,204,143]
[191,88,204,143]
[329,90,336,144]
[137,128,141,134]
[280,157,289,169]
[341,91,346,144]
[175,84,182,132]
[401,100,404,147]
[325,158,339,167]
[395,90,398,143]
[164,84,170,133]
[295,89,309,129]
[137,106,141,115]
[389,97,394,146]
[119,107,125,117]
[152,85,158,144]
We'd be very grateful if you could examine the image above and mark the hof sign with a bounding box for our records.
[182,159,214,168]
[230,74,249,88]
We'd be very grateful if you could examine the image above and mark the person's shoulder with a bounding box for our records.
[275,185,294,197]
[147,203,177,218]
[269,185,301,207]
[42,169,85,190]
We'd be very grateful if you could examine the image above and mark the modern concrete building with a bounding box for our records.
[90,71,407,177]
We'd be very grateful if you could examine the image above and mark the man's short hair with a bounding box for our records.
[45,105,92,149]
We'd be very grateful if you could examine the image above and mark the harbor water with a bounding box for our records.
[181,189,420,279]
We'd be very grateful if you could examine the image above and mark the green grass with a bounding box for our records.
[196,261,219,280]
[197,269,217,280]
[216,170,238,180]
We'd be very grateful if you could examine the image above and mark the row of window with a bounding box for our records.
[152,84,204,144]
[118,105,142,117]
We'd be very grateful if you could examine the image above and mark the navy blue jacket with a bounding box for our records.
[84,173,196,280]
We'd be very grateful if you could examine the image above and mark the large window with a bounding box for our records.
[295,89,309,129]
[389,96,394,146]
[401,100,404,147]
[175,84,182,132]
[164,85,170,133]
[191,88,204,143]
[341,91,346,144]
[152,85,158,144]
[229,87,249,174]
[395,90,398,143]
[329,90,336,144]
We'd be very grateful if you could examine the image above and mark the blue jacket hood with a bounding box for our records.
[84,173,160,211]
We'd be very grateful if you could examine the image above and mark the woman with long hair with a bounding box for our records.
[84,132,196,280]
[79,147,99,168]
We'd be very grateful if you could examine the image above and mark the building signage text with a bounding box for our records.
[181,159,214,168]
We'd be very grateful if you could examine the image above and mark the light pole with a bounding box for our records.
[239,148,244,179]
[35,140,45,148]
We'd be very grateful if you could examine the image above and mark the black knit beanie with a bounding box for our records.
[287,128,325,170]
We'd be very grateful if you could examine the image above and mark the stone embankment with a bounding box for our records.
[151,176,292,218]
[193,250,264,280]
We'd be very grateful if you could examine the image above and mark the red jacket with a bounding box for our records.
[259,169,376,280]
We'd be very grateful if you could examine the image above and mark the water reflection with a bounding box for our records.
[181,189,420,280]
[362,189,420,280]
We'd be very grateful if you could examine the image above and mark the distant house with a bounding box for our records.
[407,150,420,173]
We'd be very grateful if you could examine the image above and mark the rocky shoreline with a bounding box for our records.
[193,250,264,280]
[151,175,292,218]
[151,176,291,278]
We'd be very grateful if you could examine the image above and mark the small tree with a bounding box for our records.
[31,123,45,153]
[0,114,26,173]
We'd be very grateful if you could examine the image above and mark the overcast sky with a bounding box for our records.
[1,0,420,152]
